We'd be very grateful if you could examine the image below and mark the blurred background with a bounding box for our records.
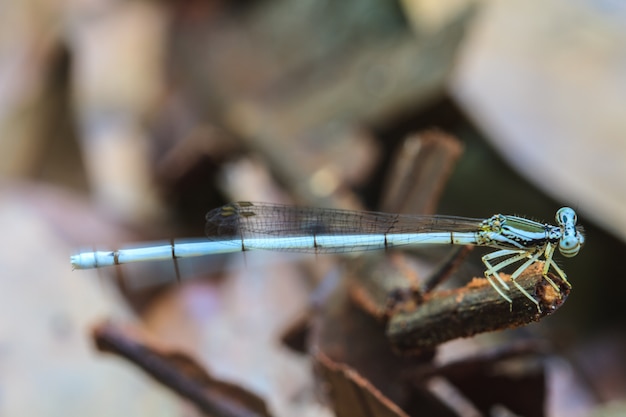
[1,0,626,416]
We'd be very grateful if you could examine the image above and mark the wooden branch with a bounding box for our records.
[387,264,570,353]
[314,350,411,417]
[92,322,271,417]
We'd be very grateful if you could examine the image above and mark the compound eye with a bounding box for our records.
[559,234,581,257]
[556,207,577,226]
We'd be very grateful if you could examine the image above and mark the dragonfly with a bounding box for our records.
[71,202,585,306]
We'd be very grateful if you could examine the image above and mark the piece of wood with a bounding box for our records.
[387,264,570,353]
[93,321,272,417]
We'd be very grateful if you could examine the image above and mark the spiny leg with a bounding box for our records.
[549,259,571,288]
[509,250,544,308]
[541,243,554,276]
[483,263,510,290]
[541,243,570,290]
[482,249,519,289]
[482,250,531,305]
[541,274,559,293]
[483,272,513,304]
[482,249,522,260]
[484,251,530,276]
[482,249,529,290]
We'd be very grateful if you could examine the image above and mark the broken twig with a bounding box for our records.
[387,264,570,353]
[93,321,271,417]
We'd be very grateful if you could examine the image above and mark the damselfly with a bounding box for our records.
[71,202,585,306]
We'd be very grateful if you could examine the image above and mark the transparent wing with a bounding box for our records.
[204,202,483,252]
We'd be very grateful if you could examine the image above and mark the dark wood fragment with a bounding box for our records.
[311,277,436,409]
[92,321,272,417]
[419,245,473,295]
[314,351,456,417]
[438,343,546,417]
[280,310,312,354]
[348,254,425,320]
[380,130,464,216]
